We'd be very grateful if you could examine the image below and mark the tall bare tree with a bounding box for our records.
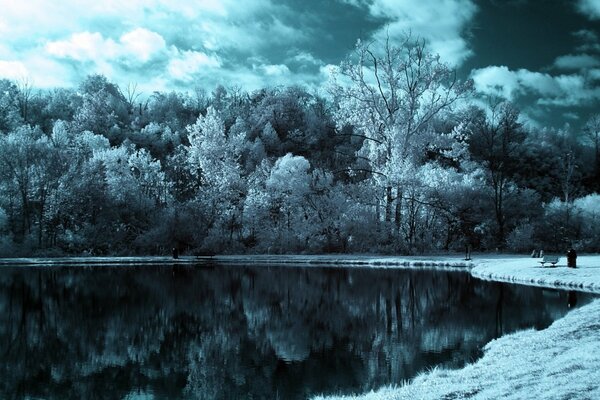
[330,33,472,230]
[15,77,35,124]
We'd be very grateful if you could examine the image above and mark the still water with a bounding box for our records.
[0,263,595,399]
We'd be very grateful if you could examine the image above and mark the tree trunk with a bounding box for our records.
[385,186,392,223]
[493,175,506,248]
[394,186,402,233]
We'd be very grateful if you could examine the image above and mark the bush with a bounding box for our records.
[574,194,600,251]
[507,222,535,252]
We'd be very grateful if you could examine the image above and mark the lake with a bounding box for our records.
[0,263,595,399]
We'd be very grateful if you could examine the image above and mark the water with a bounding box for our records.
[0,263,595,399]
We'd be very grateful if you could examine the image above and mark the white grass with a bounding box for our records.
[472,255,600,293]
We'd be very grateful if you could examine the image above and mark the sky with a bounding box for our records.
[1,0,600,130]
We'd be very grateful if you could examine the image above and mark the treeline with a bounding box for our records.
[0,37,599,256]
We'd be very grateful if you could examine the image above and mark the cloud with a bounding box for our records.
[573,29,599,43]
[46,32,119,61]
[0,0,477,91]
[589,68,600,80]
[0,0,320,91]
[120,29,167,63]
[167,50,221,82]
[470,66,521,100]
[572,29,600,53]
[553,54,600,70]
[354,0,477,66]
[46,29,167,64]
[563,112,580,120]
[577,0,600,19]
[0,60,28,80]
[290,52,321,66]
[0,56,76,88]
[260,64,291,76]
[471,65,600,107]
[195,11,307,54]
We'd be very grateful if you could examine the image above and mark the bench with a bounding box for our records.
[195,251,216,260]
[538,256,559,268]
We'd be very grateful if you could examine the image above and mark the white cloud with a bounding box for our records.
[577,0,600,19]
[553,54,600,70]
[0,0,474,92]
[291,52,321,66]
[167,50,221,81]
[471,65,600,107]
[197,13,305,54]
[0,0,299,89]
[46,29,167,64]
[362,0,477,66]
[0,43,11,58]
[46,32,119,61]
[471,66,520,100]
[120,28,166,62]
[0,0,232,36]
[0,56,75,88]
[0,60,28,80]
[260,64,290,76]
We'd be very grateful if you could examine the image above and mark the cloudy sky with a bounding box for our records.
[1,0,600,128]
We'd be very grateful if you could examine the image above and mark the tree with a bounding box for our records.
[0,125,69,247]
[583,114,600,191]
[243,154,312,252]
[468,102,525,247]
[330,33,472,242]
[15,77,36,124]
[0,127,37,240]
[73,75,129,142]
[39,88,79,131]
[186,107,246,250]
[0,79,22,133]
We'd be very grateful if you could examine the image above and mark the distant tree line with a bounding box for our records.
[0,35,599,256]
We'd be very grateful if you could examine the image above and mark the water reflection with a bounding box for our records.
[0,264,594,399]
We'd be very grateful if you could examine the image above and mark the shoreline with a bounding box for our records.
[1,253,599,293]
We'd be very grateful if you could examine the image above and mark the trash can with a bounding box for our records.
[567,248,577,268]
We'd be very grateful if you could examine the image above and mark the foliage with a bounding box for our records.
[0,35,598,255]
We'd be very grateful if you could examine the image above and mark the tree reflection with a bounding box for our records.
[0,265,592,399]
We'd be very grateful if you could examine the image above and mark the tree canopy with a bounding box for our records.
[0,36,598,256]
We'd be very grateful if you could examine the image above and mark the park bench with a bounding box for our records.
[195,251,216,260]
[538,256,559,268]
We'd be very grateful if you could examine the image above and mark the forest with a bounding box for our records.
[0,36,599,256]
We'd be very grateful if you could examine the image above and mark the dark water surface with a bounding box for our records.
[0,263,595,399]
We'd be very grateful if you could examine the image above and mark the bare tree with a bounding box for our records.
[15,77,35,124]
[120,82,142,115]
[331,32,473,229]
